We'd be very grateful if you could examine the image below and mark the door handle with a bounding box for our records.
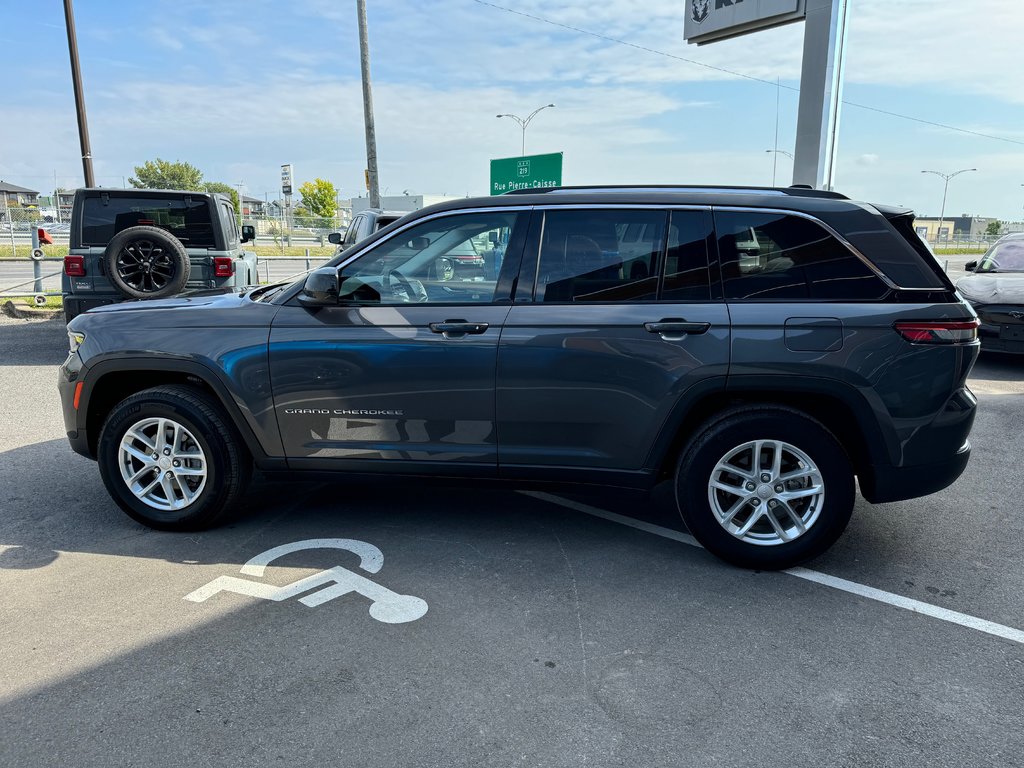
[429,320,490,337]
[644,319,711,338]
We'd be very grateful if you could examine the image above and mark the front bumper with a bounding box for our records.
[58,351,93,458]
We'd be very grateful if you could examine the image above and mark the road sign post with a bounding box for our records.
[490,152,563,195]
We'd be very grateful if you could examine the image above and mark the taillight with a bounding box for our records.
[213,257,234,277]
[64,255,85,277]
[895,319,979,344]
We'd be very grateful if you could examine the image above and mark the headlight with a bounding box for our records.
[68,331,85,353]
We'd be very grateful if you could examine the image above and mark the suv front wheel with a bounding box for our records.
[676,406,855,570]
[97,385,251,530]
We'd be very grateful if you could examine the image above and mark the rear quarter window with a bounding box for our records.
[715,210,890,301]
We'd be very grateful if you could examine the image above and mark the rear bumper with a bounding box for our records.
[860,440,971,503]
[63,295,120,323]
[978,324,1024,354]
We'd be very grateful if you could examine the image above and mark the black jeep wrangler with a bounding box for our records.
[62,188,259,323]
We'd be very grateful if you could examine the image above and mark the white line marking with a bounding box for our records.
[520,491,1024,646]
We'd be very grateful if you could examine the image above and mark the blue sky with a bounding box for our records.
[2,0,1023,218]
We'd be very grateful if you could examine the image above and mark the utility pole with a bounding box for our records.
[356,0,380,209]
[62,0,95,187]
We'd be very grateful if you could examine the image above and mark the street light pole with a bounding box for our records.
[922,168,977,244]
[765,150,794,187]
[62,0,95,187]
[496,104,556,156]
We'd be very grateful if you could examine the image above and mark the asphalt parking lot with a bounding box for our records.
[1,315,1022,767]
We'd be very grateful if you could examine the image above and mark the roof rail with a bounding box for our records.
[504,184,849,200]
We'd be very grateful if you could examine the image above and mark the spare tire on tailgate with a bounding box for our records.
[104,225,190,299]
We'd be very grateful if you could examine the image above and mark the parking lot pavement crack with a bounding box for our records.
[553,532,589,687]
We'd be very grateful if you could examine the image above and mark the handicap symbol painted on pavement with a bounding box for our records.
[184,538,428,624]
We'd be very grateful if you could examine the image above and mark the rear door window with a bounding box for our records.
[81,196,215,247]
[715,210,889,300]
[533,209,666,302]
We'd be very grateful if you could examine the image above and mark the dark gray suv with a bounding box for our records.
[58,186,980,569]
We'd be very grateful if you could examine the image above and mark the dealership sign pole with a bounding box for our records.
[684,0,850,190]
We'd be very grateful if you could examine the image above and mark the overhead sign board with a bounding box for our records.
[684,0,806,45]
[490,152,563,195]
[281,163,293,196]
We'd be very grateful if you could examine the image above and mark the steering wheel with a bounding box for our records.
[386,269,427,302]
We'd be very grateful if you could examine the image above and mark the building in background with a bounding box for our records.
[912,215,998,242]
[0,181,40,206]
[241,195,267,217]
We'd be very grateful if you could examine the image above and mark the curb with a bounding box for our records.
[1,301,63,321]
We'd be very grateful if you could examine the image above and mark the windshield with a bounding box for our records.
[976,240,1024,273]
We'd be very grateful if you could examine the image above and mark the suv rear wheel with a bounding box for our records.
[97,385,251,530]
[675,406,855,569]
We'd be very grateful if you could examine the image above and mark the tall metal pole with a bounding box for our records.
[356,0,380,209]
[62,0,95,188]
[922,168,976,244]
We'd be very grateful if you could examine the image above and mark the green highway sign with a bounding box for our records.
[490,152,563,195]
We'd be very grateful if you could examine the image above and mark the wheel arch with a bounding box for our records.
[80,358,273,463]
[649,377,894,485]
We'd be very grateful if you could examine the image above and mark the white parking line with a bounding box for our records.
[521,491,1024,646]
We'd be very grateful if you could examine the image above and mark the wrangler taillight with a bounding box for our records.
[213,257,234,277]
[64,255,85,277]
[894,319,979,344]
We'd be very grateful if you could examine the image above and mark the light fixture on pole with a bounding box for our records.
[496,104,556,156]
[765,149,794,187]
[921,168,977,244]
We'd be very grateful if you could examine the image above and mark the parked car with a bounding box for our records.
[60,185,979,569]
[62,188,259,323]
[957,233,1024,354]
[328,208,407,255]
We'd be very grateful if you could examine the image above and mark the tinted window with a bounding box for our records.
[81,196,215,247]
[221,202,239,247]
[663,210,712,301]
[535,210,665,302]
[716,211,888,300]
[339,211,520,305]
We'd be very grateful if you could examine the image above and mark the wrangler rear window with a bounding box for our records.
[81,196,215,248]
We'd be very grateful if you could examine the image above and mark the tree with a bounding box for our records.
[203,182,240,214]
[985,220,1003,237]
[129,158,203,190]
[298,178,338,219]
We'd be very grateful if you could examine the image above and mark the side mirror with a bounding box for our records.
[327,232,342,245]
[241,224,256,243]
[298,267,339,307]
[964,260,978,271]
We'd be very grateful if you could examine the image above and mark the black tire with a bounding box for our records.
[675,406,855,570]
[97,385,251,531]
[104,225,190,299]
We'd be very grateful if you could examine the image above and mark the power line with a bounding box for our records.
[471,0,1024,148]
